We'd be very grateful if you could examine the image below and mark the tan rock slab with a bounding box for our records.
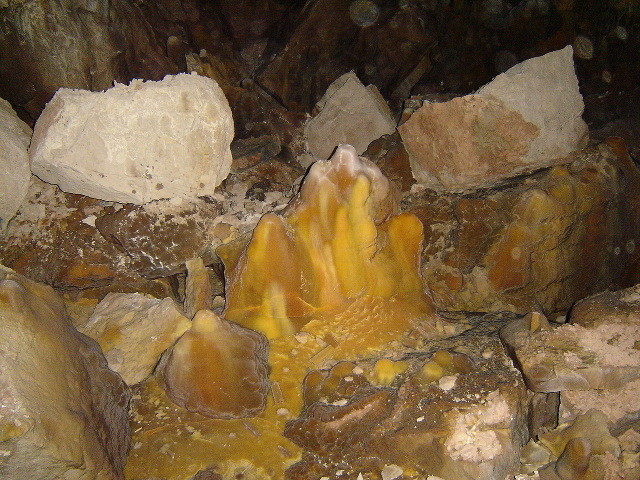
[77,292,192,385]
[304,71,396,162]
[0,98,32,231]
[399,46,588,192]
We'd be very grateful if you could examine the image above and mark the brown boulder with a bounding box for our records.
[411,142,640,315]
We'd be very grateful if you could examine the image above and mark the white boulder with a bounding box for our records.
[29,73,234,204]
[0,98,32,231]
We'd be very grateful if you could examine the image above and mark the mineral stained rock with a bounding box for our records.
[0,98,31,232]
[184,257,213,319]
[95,198,222,278]
[284,316,531,480]
[558,284,640,434]
[413,142,640,315]
[500,305,640,393]
[399,46,588,192]
[0,266,131,480]
[30,73,234,204]
[303,71,396,162]
[220,144,439,350]
[157,309,271,419]
[77,292,192,385]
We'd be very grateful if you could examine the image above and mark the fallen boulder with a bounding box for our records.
[303,71,396,164]
[30,73,234,204]
[0,98,32,232]
[399,46,588,192]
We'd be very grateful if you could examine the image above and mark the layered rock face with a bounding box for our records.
[0,98,31,231]
[0,0,178,121]
[0,266,131,480]
[30,73,234,204]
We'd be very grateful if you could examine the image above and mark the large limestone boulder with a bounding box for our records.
[0,98,32,232]
[30,73,234,204]
[0,266,131,479]
[399,46,588,192]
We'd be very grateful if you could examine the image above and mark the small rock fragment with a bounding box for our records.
[77,292,192,385]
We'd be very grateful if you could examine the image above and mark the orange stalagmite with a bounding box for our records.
[221,144,439,354]
[126,145,444,479]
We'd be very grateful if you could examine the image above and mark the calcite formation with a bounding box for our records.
[414,141,640,315]
[399,46,588,192]
[221,144,439,351]
[184,257,214,318]
[0,266,130,480]
[30,73,234,204]
[284,315,531,480]
[77,292,192,385]
[157,310,271,419]
[0,98,31,232]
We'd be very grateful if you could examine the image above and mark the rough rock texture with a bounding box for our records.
[0,155,295,290]
[412,142,640,315]
[0,0,179,121]
[501,308,640,393]
[0,266,131,479]
[30,73,234,204]
[0,98,32,232]
[399,46,589,192]
[157,309,271,419]
[284,316,531,480]
[557,285,640,434]
[303,71,396,162]
[256,0,438,113]
[95,198,223,278]
[0,177,135,289]
[77,292,192,385]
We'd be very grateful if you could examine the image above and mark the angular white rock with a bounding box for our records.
[77,292,192,385]
[304,71,396,162]
[29,73,234,204]
[0,98,32,231]
[476,45,588,165]
[400,46,588,192]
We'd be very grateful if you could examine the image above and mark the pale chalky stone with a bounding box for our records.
[0,98,32,231]
[399,46,588,192]
[304,71,396,162]
[29,73,234,204]
[78,292,192,385]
